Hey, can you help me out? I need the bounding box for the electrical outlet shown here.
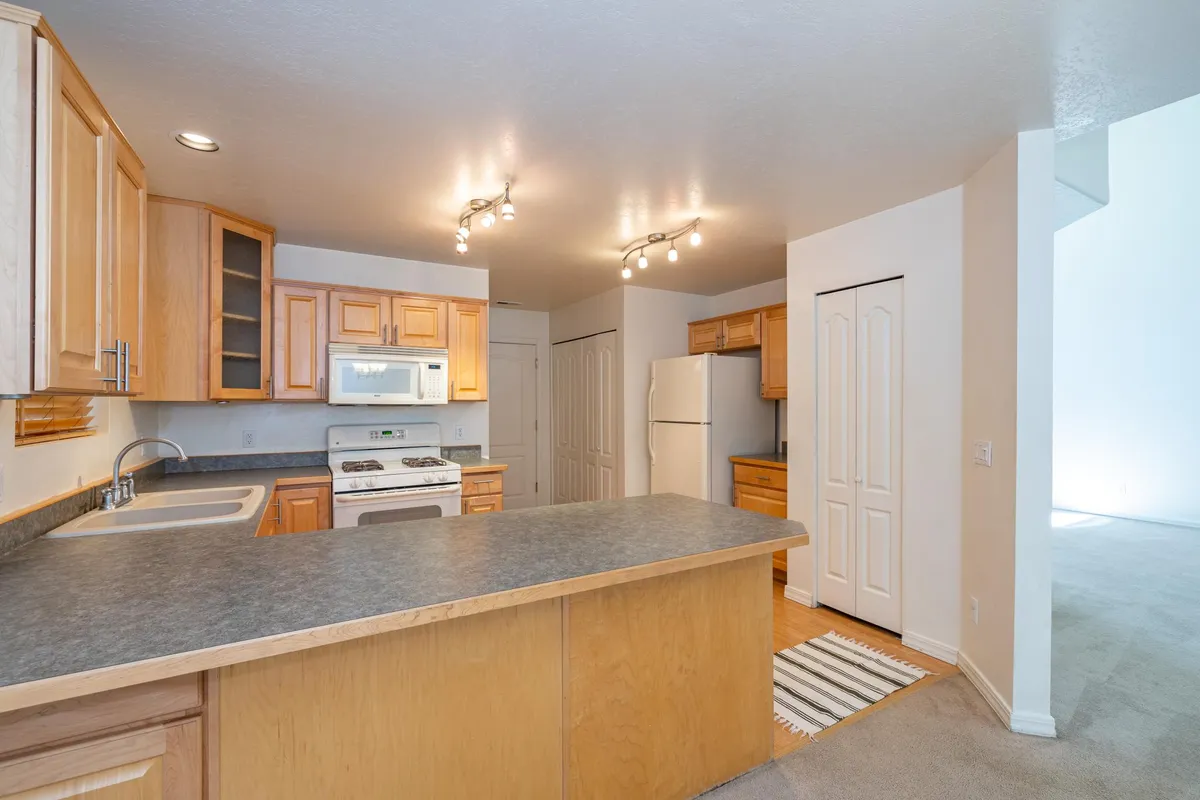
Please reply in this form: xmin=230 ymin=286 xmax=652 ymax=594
xmin=454 ymin=425 xmax=465 ymax=441
xmin=242 ymin=430 xmax=256 ymax=448
xmin=970 ymin=597 xmax=980 ymax=625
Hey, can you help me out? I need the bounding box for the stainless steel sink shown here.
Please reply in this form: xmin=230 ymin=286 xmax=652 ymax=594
xmin=46 ymin=485 xmax=266 ymax=538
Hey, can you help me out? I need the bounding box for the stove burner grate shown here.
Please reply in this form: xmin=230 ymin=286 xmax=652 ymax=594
xmin=401 ymin=457 xmax=448 ymax=468
xmin=341 ymin=459 xmax=384 ymax=473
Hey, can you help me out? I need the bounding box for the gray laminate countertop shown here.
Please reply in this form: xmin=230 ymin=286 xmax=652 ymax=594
xmin=453 ymin=455 xmax=508 ymax=472
xmin=0 ymin=477 xmax=805 ymax=701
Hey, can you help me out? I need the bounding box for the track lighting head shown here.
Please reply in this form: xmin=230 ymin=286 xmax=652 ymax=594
xmin=500 ymin=184 xmax=515 ymax=220
xmin=455 ymin=182 xmax=515 ymax=243
xmin=637 ymin=251 xmax=649 ymax=269
xmin=618 ymin=219 xmax=701 ymax=281
xmin=667 ymin=244 xmax=679 ymax=262
xmin=457 ymin=224 xmax=470 ymax=240
xmin=621 ymin=266 xmax=632 ymax=279
xmin=456 ymin=240 xmax=468 ymax=254
xmin=690 ymin=230 xmax=702 ymax=247
xmin=481 ymin=211 xmax=495 ymax=228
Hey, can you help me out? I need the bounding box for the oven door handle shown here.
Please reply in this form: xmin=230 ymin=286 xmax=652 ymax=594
xmin=334 ymin=485 xmax=461 ymax=503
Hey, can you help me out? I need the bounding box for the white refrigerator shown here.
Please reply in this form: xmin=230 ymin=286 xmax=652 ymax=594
xmin=649 ymin=354 xmax=776 ymax=503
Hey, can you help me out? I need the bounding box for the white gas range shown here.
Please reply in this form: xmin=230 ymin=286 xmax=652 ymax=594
xmin=328 ymin=423 xmax=462 ymax=528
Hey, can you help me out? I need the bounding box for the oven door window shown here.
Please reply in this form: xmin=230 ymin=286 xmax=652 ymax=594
xmin=356 ymin=506 xmax=443 ymax=525
xmin=335 ymin=359 xmax=417 ymax=398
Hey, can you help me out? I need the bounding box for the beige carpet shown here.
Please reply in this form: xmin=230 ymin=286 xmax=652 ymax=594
xmin=709 ymin=514 xmax=1200 ymax=800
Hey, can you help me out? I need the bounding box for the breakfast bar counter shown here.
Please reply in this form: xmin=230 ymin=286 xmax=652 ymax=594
xmin=0 ymin=492 xmax=807 ymax=799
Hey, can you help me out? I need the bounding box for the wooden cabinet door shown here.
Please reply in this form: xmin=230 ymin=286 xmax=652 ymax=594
xmin=0 ymin=718 xmax=202 ymax=800
xmin=761 ymin=304 xmax=787 ymax=399
xmin=255 ymin=492 xmax=279 ymax=537
xmin=272 ymin=285 xmax=328 ymax=400
xmin=733 ymin=484 xmax=787 ymax=518
xmin=210 ymin=214 xmax=272 ymax=400
xmin=463 ymin=494 xmax=503 ymax=514
xmin=276 ymin=486 xmax=331 ymax=534
xmin=329 ymin=290 xmax=390 ymax=345
xmin=687 ymin=320 xmax=722 ymax=354
xmin=722 ymin=311 xmax=761 ymax=351
xmin=34 ymin=40 xmax=110 ymax=393
xmin=109 ymin=133 xmax=146 ymax=395
xmin=392 ymin=296 xmax=447 ymax=348
xmin=448 ymin=301 xmax=487 ymax=401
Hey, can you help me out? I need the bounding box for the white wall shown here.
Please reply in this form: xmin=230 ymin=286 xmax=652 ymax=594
xmin=961 ymin=132 xmax=1056 ymax=736
xmin=0 ymin=398 xmax=158 ymax=517
xmin=490 ymin=307 xmax=551 ymax=506
xmin=1055 ymin=94 xmax=1200 ymax=527
xmin=706 ymin=277 xmax=787 ymax=317
xmin=156 ymin=244 xmax=490 ymax=457
xmin=622 ymin=286 xmax=710 ymax=496
xmin=786 ymin=187 xmax=964 ymax=664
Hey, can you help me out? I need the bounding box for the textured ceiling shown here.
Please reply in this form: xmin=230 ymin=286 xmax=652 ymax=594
xmin=32 ymin=0 xmax=1200 ymax=309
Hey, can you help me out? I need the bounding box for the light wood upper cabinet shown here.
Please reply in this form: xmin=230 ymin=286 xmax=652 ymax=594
xmin=688 ymin=320 xmax=722 ymax=355
xmin=0 ymin=718 xmax=202 ymax=800
xmin=109 ymin=133 xmax=146 ymax=395
xmin=209 ymin=213 xmax=273 ymax=400
xmin=760 ymin=304 xmax=787 ymax=399
xmin=448 ymin=301 xmax=487 ymax=401
xmin=722 ymin=311 xmax=761 ymax=350
xmin=34 ymin=37 xmax=109 ymax=394
xmin=272 ymin=284 xmax=328 ymax=400
xmin=330 ymin=290 xmax=390 ymax=345
xmin=392 ymin=296 xmax=447 ymax=348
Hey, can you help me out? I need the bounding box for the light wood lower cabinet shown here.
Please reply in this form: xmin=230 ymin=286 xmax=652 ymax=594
xmin=0 ymin=719 xmax=202 ymax=800
xmin=272 ymin=284 xmax=327 ymax=400
xmin=732 ymin=459 xmax=788 ymax=581
xmin=256 ymin=484 xmax=332 ymax=537
xmin=462 ymin=470 xmax=504 ymax=514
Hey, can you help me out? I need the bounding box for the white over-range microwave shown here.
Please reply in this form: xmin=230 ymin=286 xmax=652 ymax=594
xmin=327 ymin=344 xmax=449 ymax=405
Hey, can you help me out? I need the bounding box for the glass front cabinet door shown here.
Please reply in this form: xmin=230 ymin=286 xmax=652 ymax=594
xmin=210 ymin=213 xmax=274 ymax=399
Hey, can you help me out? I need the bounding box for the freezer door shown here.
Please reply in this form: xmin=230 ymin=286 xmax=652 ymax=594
xmin=649 ymin=422 xmax=711 ymax=501
xmin=649 ymin=355 xmax=710 ymax=423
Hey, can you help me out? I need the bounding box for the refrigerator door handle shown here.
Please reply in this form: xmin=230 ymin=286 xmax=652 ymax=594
xmin=648 ymin=421 xmax=656 ymax=467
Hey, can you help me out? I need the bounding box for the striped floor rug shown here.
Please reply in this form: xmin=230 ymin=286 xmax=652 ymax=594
xmin=773 ymin=632 xmax=929 ymax=737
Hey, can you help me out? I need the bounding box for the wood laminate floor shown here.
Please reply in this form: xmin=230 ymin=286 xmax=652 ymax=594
xmin=771 ymin=581 xmax=959 ymax=758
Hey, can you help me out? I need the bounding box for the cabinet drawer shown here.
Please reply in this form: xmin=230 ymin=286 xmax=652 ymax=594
xmin=733 ymin=464 xmax=787 ymax=491
xmin=463 ymin=494 xmax=504 ymax=514
xmin=0 ymin=674 xmax=201 ymax=757
xmin=733 ymin=484 xmax=788 ymax=519
xmin=462 ymin=472 xmax=504 ymax=497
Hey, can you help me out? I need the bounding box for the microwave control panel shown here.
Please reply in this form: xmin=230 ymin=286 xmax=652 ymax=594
xmin=425 ymin=363 xmax=447 ymax=400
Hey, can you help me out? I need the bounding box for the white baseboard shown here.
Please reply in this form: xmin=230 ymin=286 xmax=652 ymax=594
xmin=783 ymin=585 xmax=814 ymax=607
xmin=1054 ymin=505 xmax=1200 ymax=530
xmin=901 ymin=631 xmax=958 ymax=665
xmin=957 ymin=652 xmax=1057 ymax=738
xmin=1010 ymin=711 xmax=1057 ymax=738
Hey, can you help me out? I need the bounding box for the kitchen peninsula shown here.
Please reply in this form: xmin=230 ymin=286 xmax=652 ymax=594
xmin=0 ymin=488 xmax=806 ymax=799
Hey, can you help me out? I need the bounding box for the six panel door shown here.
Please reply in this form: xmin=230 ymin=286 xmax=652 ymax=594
xmin=35 ymin=39 xmax=109 ymax=393
xmin=272 ymin=285 xmax=328 ymax=400
xmin=392 ymin=296 xmax=447 ymax=348
xmin=329 ymin=290 xmax=390 ymax=345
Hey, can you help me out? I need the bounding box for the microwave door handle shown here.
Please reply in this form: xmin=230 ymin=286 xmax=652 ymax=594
xmin=418 ymin=365 xmax=425 ymax=400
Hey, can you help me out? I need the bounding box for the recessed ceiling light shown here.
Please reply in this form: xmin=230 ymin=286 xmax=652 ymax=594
xmin=175 ymin=132 xmax=219 ymax=152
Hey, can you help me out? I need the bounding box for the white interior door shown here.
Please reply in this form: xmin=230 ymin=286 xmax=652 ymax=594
xmin=649 ymin=422 xmax=711 ymax=500
xmin=585 ymin=332 xmax=618 ymax=500
xmin=489 ymin=342 xmax=538 ymax=509
xmin=854 ymin=280 xmax=903 ymax=631
xmin=552 ymin=339 xmax=583 ymax=504
xmin=816 ymin=289 xmax=858 ymax=616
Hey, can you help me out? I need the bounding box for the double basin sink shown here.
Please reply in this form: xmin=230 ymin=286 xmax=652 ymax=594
xmin=47 ymin=485 xmax=267 ymax=538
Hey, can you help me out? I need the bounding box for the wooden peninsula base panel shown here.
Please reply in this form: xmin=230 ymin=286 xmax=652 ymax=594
xmin=212 ymin=555 xmax=773 ymax=799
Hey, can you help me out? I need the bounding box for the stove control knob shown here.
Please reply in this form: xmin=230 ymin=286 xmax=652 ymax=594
xmin=349 ymin=478 xmax=360 ymax=490
xmin=423 ymin=473 xmax=434 ymax=483
xmin=366 ymin=476 xmax=377 ymax=488
xmin=438 ymin=471 xmax=448 ymax=483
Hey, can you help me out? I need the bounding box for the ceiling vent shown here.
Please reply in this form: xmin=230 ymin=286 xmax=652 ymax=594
xmin=494 ymin=300 xmax=524 ymax=307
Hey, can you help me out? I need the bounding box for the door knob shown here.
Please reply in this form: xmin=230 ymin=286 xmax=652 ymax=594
xmin=854 ymin=476 xmax=862 ymax=484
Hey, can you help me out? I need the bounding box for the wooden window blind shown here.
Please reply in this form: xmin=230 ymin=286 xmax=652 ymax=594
xmin=14 ymin=396 xmax=97 ymax=446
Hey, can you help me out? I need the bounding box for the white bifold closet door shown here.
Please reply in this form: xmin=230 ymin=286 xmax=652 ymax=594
xmin=816 ymin=279 xmax=903 ymax=632
xmin=552 ymin=331 xmax=618 ymax=504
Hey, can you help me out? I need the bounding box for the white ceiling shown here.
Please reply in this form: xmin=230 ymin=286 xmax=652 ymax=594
xmin=32 ymin=0 xmax=1200 ymax=310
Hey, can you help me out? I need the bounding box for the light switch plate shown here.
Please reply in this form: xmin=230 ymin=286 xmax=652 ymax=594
xmin=973 ymin=441 xmax=992 ymax=467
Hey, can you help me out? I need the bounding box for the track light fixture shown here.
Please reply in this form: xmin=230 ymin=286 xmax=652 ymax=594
xmin=455 ymin=181 xmax=515 ymax=255
xmin=619 ymin=218 xmax=701 ymax=279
